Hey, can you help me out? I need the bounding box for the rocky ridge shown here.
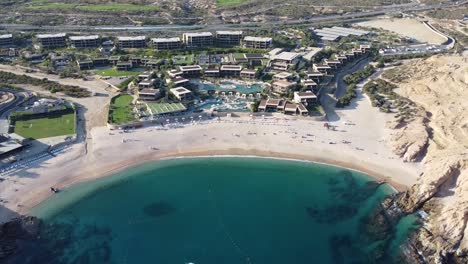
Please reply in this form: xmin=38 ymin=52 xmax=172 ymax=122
xmin=384 ymin=55 xmax=468 ymax=264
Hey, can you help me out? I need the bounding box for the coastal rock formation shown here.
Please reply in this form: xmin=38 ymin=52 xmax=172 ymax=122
xmin=384 ymin=55 xmax=468 ymax=264
xmin=0 ymin=216 xmax=40 ymax=260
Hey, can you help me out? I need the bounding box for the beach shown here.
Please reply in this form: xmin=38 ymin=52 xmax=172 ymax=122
xmin=0 ymin=96 xmax=422 ymax=223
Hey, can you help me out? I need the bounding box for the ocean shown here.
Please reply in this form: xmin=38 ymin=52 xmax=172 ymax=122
xmin=20 ymin=157 xmax=419 ymax=264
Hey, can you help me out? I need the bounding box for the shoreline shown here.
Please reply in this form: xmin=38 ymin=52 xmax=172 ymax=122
xmin=27 ymin=149 xmax=406 ymax=215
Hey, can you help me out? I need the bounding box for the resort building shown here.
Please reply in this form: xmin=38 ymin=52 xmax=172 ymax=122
xmin=169 ymin=76 xmax=189 ymax=87
xmin=109 ymin=56 xmax=120 ymax=66
xmin=117 ymin=36 xmax=147 ymax=49
xmin=138 ymin=71 xmax=154 ymax=81
xmin=216 ymin=31 xmax=243 ymax=46
xmin=240 ymin=69 xmax=257 ymax=79
xmin=152 ymin=37 xmax=181 ymax=50
xmin=204 ymin=69 xmax=220 ymax=78
xmin=138 ymin=79 xmax=155 ymax=90
xmin=294 ymin=91 xmax=318 ymax=105
xmin=138 ymin=88 xmax=161 ymax=101
xmin=92 ymin=57 xmax=109 ymax=67
xmin=36 ymin=33 xmax=67 ymax=48
xmin=130 ymin=56 xmax=142 ymax=66
xmin=269 ymin=52 xmax=302 ymax=71
xmin=324 ymin=59 xmax=341 ymax=69
xmin=244 ymin=53 xmax=264 ymax=66
xmin=302 ymin=79 xmax=318 ymax=90
xmin=313 ymin=64 xmax=332 ymax=74
xmin=258 ymin=98 xmax=285 ymax=112
xmin=284 ymin=102 xmax=308 ymax=115
xmin=345 ymin=52 xmax=355 ymax=60
xmin=69 ymin=35 xmax=99 ymax=48
xmin=306 ymin=70 xmax=324 ymax=81
xmin=352 ymin=48 xmax=363 ymax=56
xmin=168 ymin=69 xmax=183 ymax=78
xmin=335 ymin=55 xmax=348 ymax=63
xmin=268 ymin=48 xmax=283 ymax=58
xmin=76 ymin=60 xmax=93 ymax=70
xmin=182 ymin=32 xmax=213 ymax=48
xmin=220 ymin=65 xmax=243 ymax=77
xmin=0 ymin=34 xmax=13 ymax=47
xmin=116 ymin=62 xmax=133 ymax=71
xmin=179 ymin=65 xmax=203 ymax=78
xmin=273 ymin=72 xmax=293 ymax=81
xmin=170 ymin=87 xmax=192 ymax=101
xmin=243 ymin=36 xmax=272 ymax=49
xmin=0 ymin=134 xmax=26 ymax=159
xmin=360 ymin=44 xmax=371 ymax=53
xmin=272 ymin=80 xmax=296 ymax=94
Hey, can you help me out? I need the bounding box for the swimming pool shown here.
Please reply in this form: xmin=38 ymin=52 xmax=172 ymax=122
xmin=199 ymin=80 xmax=264 ymax=94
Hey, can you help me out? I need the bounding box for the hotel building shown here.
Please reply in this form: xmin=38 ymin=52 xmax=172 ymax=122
xmin=182 ymin=32 xmax=213 ymax=48
xmin=36 ymin=33 xmax=67 ymax=48
xmin=69 ymin=35 xmax=100 ymax=48
xmin=243 ymin=36 xmax=272 ymax=49
xmin=117 ymin=36 xmax=147 ymax=49
xmin=152 ymin=37 xmax=181 ymax=50
xmin=216 ymin=31 xmax=243 ymax=46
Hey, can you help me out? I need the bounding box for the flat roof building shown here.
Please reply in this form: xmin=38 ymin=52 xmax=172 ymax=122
xmin=272 ymin=80 xmax=295 ymax=94
xmin=243 ymin=36 xmax=272 ymax=49
xmin=216 ymin=31 xmax=243 ymax=46
xmin=258 ymin=98 xmax=285 ymax=112
xmin=294 ymin=91 xmax=317 ymax=105
xmin=183 ymin=32 xmax=213 ymax=48
xmin=269 ymin=52 xmax=302 ymax=71
xmin=76 ymin=60 xmax=93 ymax=70
xmin=69 ymin=35 xmax=99 ymax=48
xmin=116 ymin=61 xmax=133 ymax=71
xmin=170 ymin=87 xmax=192 ymax=101
xmin=313 ymin=64 xmax=331 ymax=74
xmin=204 ymin=69 xmax=220 ymax=78
xmin=117 ymin=36 xmax=146 ymax=49
xmin=240 ymin=69 xmax=257 ymax=79
xmin=220 ymin=65 xmax=243 ymax=77
xmin=152 ymin=37 xmax=181 ymax=50
xmin=273 ymin=72 xmax=293 ymax=81
xmin=179 ymin=65 xmax=203 ymax=78
xmin=0 ymin=34 xmax=13 ymax=48
xmin=284 ymin=102 xmax=308 ymax=115
xmin=36 ymin=33 xmax=67 ymax=48
xmin=138 ymin=88 xmax=161 ymax=101
xmin=138 ymin=79 xmax=155 ymax=90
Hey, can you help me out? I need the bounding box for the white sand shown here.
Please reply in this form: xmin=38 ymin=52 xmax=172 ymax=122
xmin=357 ymin=18 xmax=448 ymax=45
xmin=0 ymin=64 xmax=423 ymax=223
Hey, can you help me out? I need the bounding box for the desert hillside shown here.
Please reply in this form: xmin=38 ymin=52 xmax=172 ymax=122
xmin=384 ymin=55 xmax=468 ymax=263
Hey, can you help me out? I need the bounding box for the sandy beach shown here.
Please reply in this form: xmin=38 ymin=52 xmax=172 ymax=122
xmin=0 ymin=90 xmax=422 ymax=223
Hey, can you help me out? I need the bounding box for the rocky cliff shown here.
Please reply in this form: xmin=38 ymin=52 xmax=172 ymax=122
xmin=383 ymin=55 xmax=468 ymax=264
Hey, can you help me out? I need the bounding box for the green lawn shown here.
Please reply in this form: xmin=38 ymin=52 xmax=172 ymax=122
xmin=172 ymin=55 xmax=194 ymax=65
xmin=217 ymin=0 xmax=248 ymax=7
xmin=95 ymin=68 xmax=140 ymax=77
xmin=14 ymin=113 xmax=76 ymax=139
xmin=232 ymin=53 xmax=246 ymax=59
xmin=109 ymin=95 xmax=135 ymax=124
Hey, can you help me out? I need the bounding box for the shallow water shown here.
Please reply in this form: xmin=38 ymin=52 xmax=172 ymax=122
xmin=23 ymin=157 xmax=418 ymax=264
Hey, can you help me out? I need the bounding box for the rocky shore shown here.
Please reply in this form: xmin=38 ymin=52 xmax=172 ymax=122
xmin=383 ymin=55 xmax=468 ymax=264
xmin=0 ymin=216 xmax=40 ymax=261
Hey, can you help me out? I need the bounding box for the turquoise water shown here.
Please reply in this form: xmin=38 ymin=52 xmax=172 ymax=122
xmin=19 ymin=157 xmax=418 ymax=264
xmin=200 ymin=81 xmax=263 ymax=94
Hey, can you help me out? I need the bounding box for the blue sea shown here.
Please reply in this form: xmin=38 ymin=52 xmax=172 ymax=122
xmin=17 ymin=157 xmax=419 ymax=264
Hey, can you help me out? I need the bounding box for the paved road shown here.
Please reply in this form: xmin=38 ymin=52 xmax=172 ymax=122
xmin=1 ymin=1 xmax=465 ymax=32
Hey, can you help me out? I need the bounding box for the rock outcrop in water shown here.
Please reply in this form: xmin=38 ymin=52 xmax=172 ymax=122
xmin=382 ymin=55 xmax=468 ymax=264
xmin=0 ymin=216 xmax=40 ymax=261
